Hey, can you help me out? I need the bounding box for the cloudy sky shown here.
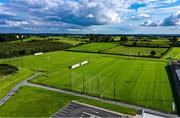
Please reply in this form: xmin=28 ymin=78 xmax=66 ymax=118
xmin=0 ymin=0 xmax=180 ymax=34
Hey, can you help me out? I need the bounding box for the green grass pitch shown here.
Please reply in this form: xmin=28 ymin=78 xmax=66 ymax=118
xmin=1 ymin=51 xmax=173 ymax=112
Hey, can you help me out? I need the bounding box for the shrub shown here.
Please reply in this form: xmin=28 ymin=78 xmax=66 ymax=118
xmin=0 ymin=64 xmax=18 ymax=75
xmin=150 ymin=50 xmax=156 ymax=56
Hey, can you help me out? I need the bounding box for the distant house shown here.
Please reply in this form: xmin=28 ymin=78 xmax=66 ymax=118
xmin=16 ymin=35 xmax=19 ymax=39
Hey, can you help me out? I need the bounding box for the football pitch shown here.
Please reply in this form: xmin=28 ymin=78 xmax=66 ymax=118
xmin=1 ymin=51 xmax=174 ymax=113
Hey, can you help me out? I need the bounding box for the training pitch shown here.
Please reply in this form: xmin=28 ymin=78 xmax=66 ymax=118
xmin=0 ymin=51 xmax=174 ymax=113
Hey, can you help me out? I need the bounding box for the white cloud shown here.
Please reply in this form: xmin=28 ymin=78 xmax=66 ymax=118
xmin=0 ymin=0 xmax=179 ymax=33
xmin=86 ymin=14 xmax=95 ymax=18
xmin=142 ymin=11 xmax=180 ymax=26
xmin=5 ymin=20 xmax=29 ymax=26
xmin=3 ymin=0 xmax=129 ymax=26
xmin=142 ymin=20 xmax=159 ymax=26
xmin=138 ymin=13 xmax=151 ymax=18
xmin=161 ymin=11 xmax=180 ymax=26
xmin=96 ymin=10 xmax=122 ymax=24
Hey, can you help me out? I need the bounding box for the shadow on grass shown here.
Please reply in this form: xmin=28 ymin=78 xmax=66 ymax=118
xmin=165 ymin=65 xmax=180 ymax=115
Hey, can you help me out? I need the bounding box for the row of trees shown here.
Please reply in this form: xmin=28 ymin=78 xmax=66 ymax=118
xmin=120 ymin=36 xmax=179 ymax=47
xmin=0 ymin=41 xmax=72 ymax=58
xmin=0 ymin=34 xmax=29 ymax=42
xmin=0 ymin=64 xmax=18 ymax=75
xmin=89 ymin=35 xmax=114 ymax=42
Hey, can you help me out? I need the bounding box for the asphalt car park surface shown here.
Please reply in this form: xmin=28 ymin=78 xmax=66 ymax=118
xmin=51 ymin=102 xmax=131 ymax=118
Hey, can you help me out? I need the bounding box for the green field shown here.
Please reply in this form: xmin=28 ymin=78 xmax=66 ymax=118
xmin=11 ymin=36 xmax=87 ymax=46
xmin=47 ymin=36 xmax=88 ymax=46
xmin=0 ymin=50 xmax=175 ymax=113
xmin=0 ymin=86 xmax=137 ymax=117
xmin=55 ymin=39 xmax=84 ymax=46
xmin=0 ymin=51 xmax=174 ymax=112
xmin=0 ymin=68 xmax=33 ymax=99
xmin=165 ymin=47 xmax=180 ymax=59
xmin=69 ymin=42 xmax=119 ymax=52
xmin=104 ymin=46 xmax=168 ymax=57
xmin=68 ymin=42 xmax=168 ymax=57
xmin=125 ymin=40 xmax=171 ymax=47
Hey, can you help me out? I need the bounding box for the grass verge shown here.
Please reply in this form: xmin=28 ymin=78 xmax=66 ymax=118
xmin=0 ymin=86 xmax=137 ymax=117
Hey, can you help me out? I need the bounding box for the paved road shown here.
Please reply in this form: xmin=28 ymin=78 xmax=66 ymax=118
xmin=0 ymin=72 xmax=42 ymax=106
xmin=0 ymin=72 xmax=179 ymax=118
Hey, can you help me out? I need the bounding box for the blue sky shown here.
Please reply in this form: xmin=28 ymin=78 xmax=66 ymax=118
xmin=0 ymin=0 xmax=179 ymax=34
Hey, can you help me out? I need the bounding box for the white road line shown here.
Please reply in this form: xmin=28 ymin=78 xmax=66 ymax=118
xmin=82 ymin=112 xmax=102 ymax=118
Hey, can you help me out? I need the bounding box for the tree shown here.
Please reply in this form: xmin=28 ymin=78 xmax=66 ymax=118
xmin=89 ymin=35 xmax=114 ymax=42
xmin=120 ymin=36 xmax=127 ymax=42
xmin=150 ymin=50 xmax=156 ymax=56
xmin=132 ymin=42 xmax=137 ymax=46
xmin=104 ymin=36 xmax=114 ymax=42
xmin=169 ymin=37 xmax=177 ymax=44
xmin=120 ymin=36 xmax=128 ymax=45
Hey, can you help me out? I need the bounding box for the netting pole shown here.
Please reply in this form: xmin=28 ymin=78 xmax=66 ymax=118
xmin=83 ymin=72 xmax=85 ymax=94
xmin=98 ymin=74 xmax=100 ymax=98
xmin=70 ymin=72 xmax=72 ymax=91
xmin=113 ymin=77 xmax=116 ymax=100
xmin=47 ymin=56 xmax=50 ymax=78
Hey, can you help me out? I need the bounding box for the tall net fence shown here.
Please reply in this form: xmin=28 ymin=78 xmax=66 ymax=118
xmin=69 ymin=72 xmax=116 ymax=100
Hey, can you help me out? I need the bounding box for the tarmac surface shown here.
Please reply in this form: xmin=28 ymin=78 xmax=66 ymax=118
xmin=51 ymin=102 xmax=131 ymax=118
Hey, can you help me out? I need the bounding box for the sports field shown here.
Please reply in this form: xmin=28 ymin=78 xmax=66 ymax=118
xmin=69 ymin=42 xmax=119 ymax=52
xmin=1 ymin=51 xmax=172 ymax=112
xmin=29 ymin=52 xmax=173 ymax=112
xmin=104 ymin=46 xmax=168 ymax=56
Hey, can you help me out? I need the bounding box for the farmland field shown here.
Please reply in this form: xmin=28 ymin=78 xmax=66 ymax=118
xmin=104 ymin=46 xmax=168 ymax=57
xmin=68 ymin=42 xmax=119 ymax=52
xmin=48 ymin=36 xmax=88 ymax=46
xmin=68 ymin=42 xmax=169 ymax=57
xmin=164 ymin=47 xmax=180 ymax=59
xmin=0 ymin=86 xmax=137 ymax=117
xmin=0 ymin=51 xmax=174 ymax=113
xmin=125 ymin=39 xmax=171 ymax=47
xmin=12 ymin=36 xmax=87 ymax=46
